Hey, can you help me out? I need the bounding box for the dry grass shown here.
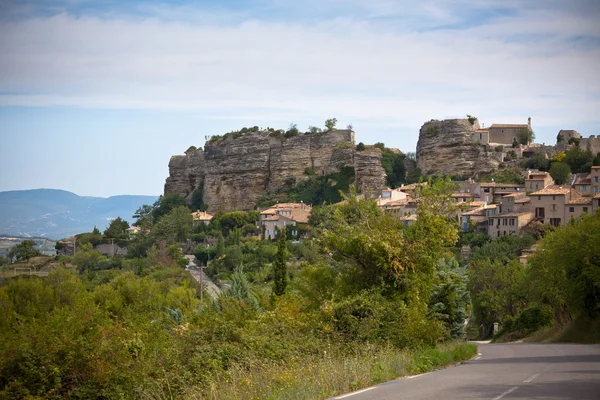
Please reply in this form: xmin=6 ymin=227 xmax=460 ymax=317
xmin=185 ymin=341 xmax=477 ymax=400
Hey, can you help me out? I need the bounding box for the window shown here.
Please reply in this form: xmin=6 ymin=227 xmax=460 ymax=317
xmin=538 ymin=196 xmax=541 ymax=200
xmin=580 ymin=185 xmax=588 ymax=191
xmin=550 ymin=218 xmax=561 ymax=227
xmin=551 ymin=204 xmax=556 ymax=211
xmin=553 ymin=195 xmax=556 ymax=200
xmin=283 ymin=221 xmax=286 ymax=226
xmin=595 ymin=176 xmax=599 ymax=183
xmin=583 ymin=207 xmax=588 ymax=213
xmin=266 ymin=230 xmax=270 ymax=235
xmin=569 ymin=207 xmax=575 ymax=212
xmin=489 ymin=219 xmax=494 ymax=226
xmin=484 ymin=188 xmax=490 ymax=193
xmin=265 ymin=221 xmax=269 ymax=226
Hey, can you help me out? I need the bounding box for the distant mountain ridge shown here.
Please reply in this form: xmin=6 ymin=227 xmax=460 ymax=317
xmin=0 ymin=189 xmax=158 ymax=239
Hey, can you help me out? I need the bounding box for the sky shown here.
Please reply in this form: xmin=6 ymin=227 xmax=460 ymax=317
xmin=0 ymin=0 xmax=599 ymax=197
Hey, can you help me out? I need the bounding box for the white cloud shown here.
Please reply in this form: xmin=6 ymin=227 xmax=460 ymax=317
xmin=0 ymin=1 xmax=599 ymax=148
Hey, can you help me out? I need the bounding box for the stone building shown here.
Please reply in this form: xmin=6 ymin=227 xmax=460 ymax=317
xmin=525 ymin=171 xmax=554 ymax=193
xmin=487 ymin=118 xmax=532 ymax=145
xmin=259 ymin=202 xmax=311 ymax=240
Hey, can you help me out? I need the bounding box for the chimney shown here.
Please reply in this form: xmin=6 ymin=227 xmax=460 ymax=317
xmin=528 ymin=117 xmax=531 ymax=130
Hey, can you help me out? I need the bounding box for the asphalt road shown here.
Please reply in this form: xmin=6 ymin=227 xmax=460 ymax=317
xmin=331 ymin=343 xmax=600 ymax=400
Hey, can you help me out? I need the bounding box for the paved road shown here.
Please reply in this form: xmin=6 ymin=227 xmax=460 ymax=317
xmin=332 ymin=343 xmax=600 ymax=400
xmin=184 ymin=255 xmax=221 ymax=299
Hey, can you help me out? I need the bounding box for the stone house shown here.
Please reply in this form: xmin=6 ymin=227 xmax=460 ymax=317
xmin=460 ymin=204 xmax=497 ymax=233
xmin=191 ymin=211 xmax=213 ymax=225
xmin=530 ymin=186 xmax=578 ymax=227
xmin=478 ymin=183 xmax=524 ymax=203
xmin=499 ymin=192 xmax=531 ymax=214
xmin=592 ymin=166 xmax=600 ymax=196
xmin=259 ymin=202 xmax=311 ymax=240
xmin=487 ymin=212 xmax=534 ymax=238
xmin=487 ymin=118 xmax=532 ymax=145
xmin=566 ymin=197 xmax=593 ymax=221
xmin=525 ymin=171 xmax=554 ymax=193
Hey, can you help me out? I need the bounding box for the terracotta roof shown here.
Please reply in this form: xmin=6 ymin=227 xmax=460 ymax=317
xmin=595 ymin=193 xmax=600 ymax=199
xmin=382 ymin=199 xmax=408 ymax=208
xmin=567 ymin=197 xmax=593 ymax=205
xmin=489 ymin=212 xmax=533 ymax=218
xmin=401 ymin=214 xmax=418 ymax=221
xmin=514 ymin=197 xmax=531 ymax=204
xmin=462 ymin=207 xmax=487 ymax=216
xmin=502 ymin=192 xmax=525 ymax=198
xmin=574 ymin=175 xmax=592 ymax=185
xmin=476 ymin=129 xmax=489 ymax=132
xmin=191 ymin=211 xmax=213 ymax=221
xmin=399 ymin=182 xmax=428 ymax=191
xmin=452 ymin=193 xmax=478 ymax=198
xmin=530 ymin=186 xmax=572 ymax=195
xmin=468 ymin=201 xmax=487 ymax=207
xmin=489 ymin=124 xmax=529 ymax=128
xmin=479 ymin=183 xmax=523 ymax=188
xmin=526 ymin=172 xmax=549 ymax=180
xmin=592 ymin=166 xmax=600 ymax=169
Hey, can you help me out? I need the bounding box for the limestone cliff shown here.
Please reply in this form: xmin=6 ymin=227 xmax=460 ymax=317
xmin=416 ymin=119 xmax=502 ymax=177
xmin=164 ymin=130 xmax=386 ymax=212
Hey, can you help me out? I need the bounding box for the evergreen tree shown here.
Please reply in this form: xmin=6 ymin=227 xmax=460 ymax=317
xmin=272 ymin=229 xmax=288 ymax=296
xmin=216 ymin=232 xmax=225 ymax=258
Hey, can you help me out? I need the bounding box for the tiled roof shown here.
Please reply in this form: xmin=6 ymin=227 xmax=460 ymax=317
xmin=592 ymin=166 xmax=600 ymax=169
xmin=191 ymin=211 xmax=213 ymax=221
xmin=531 ymin=186 xmax=572 ymax=196
xmin=452 ymin=193 xmax=478 ymax=198
xmin=489 ymin=212 xmax=533 ymax=218
xmin=489 ymin=124 xmax=529 ymax=128
xmin=399 ymin=182 xmax=428 ymax=191
xmin=567 ymin=197 xmax=593 ymax=205
xmin=502 ymin=192 xmax=525 ymax=198
xmin=514 ymin=197 xmax=531 ymax=204
xmin=574 ymin=175 xmax=592 ymax=185
xmin=479 ymin=182 xmax=523 ymax=188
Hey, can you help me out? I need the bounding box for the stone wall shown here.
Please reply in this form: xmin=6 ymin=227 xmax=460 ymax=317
xmin=164 ymin=130 xmax=386 ymax=212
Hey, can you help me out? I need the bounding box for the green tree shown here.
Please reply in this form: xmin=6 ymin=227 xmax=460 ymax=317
xmin=151 ymin=206 xmax=193 ymax=243
xmin=7 ymin=240 xmax=41 ymax=263
xmin=549 ymin=161 xmax=571 ymax=185
xmin=527 ymin=212 xmax=600 ymax=324
xmin=133 ymin=204 xmax=155 ymax=227
xmin=222 ymin=264 xmax=260 ymax=311
xmin=429 ymin=258 xmax=470 ymax=339
xmin=216 ymin=232 xmax=225 ymax=258
xmin=308 ymin=125 xmax=322 ymax=134
xmin=356 ymin=142 xmax=366 ymax=151
xmin=556 ymin=133 xmax=564 ymax=143
xmin=152 ymin=193 xmax=187 ymax=221
xmin=517 ymin=128 xmax=534 ymax=145
xmin=324 ymin=118 xmax=338 ymax=131
xmin=103 ymin=217 xmax=130 ymax=239
xmin=185 ymin=145 xmax=197 ymax=154
xmin=564 ymin=147 xmax=593 ymax=173
xmin=272 ymin=229 xmax=288 ymax=296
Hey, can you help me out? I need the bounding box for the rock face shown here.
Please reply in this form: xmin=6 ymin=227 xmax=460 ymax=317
xmin=416 ymin=119 xmax=502 ymax=177
xmin=164 ymin=130 xmax=386 ymax=212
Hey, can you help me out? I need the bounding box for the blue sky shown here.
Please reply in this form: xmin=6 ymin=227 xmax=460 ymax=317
xmin=1 ymin=0 xmax=599 ymax=197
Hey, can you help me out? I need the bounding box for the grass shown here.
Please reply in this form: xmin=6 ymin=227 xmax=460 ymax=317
xmin=185 ymin=341 xmax=477 ymax=400
xmin=526 ymin=317 xmax=600 ymax=344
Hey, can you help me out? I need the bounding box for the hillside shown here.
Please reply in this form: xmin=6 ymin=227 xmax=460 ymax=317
xmin=0 ymin=189 xmax=157 ymax=239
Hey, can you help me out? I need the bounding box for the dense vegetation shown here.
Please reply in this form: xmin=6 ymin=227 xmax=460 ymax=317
xmin=465 ymin=213 xmax=600 ymax=341
xmin=0 ymin=179 xmax=479 ymax=399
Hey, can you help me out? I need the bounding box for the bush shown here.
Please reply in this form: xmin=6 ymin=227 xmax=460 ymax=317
xmin=356 ymin=142 xmax=366 ymax=151
xmin=466 ymin=115 xmax=477 ymax=125
xmin=494 ymin=145 xmax=504 ymax=153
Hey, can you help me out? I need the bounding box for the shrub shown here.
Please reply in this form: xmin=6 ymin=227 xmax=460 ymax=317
xmin=494 ymin=145 xmax=504 ymax=153
xmin=356 ymin=142 xmax=366 ymax=152
xmin=568 ymin=137 xmax=580 ymax=146
xmin=466 ymin=115 xmax=477 ymax=125
xmin=426 ymin=125 xmax=437 ymax=133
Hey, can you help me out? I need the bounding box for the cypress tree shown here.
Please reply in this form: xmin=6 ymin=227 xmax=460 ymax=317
xmin=272 ymin=229 xmax=288 ymax=296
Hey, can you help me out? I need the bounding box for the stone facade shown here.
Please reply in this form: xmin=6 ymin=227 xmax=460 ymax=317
xmin=164 ymin=130 xmax=386 ymax=212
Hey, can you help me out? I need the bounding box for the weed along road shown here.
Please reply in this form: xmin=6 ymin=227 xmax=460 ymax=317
xmin=331 ymin=343 xmax=600 ymax=400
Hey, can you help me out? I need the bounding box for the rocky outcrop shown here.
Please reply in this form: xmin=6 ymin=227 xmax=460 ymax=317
xmin=165 ymin=130 xmax=387 ymax=212
xmin=416 ymin=119 xmax=502 ymax=177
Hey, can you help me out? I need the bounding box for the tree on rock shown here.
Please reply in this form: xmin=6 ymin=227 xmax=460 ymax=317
xmin=324 ymin=118 xmax=337 ymax=131
xmin=272 ymin=229 xmax=288 ymax=297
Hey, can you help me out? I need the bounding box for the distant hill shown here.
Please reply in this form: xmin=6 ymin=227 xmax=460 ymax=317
xmin=0 ymin=189 xmax=158 ymax=239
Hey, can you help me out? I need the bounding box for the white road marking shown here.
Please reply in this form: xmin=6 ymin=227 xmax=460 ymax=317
xmin=524 ymin=373 xmax=540 ymax=383
xmin=493 ymin=386 xmax=519 ymax=400
xmin=407 ymin=372 xmax=432 ymax=379
xmin=478 ymin=353 xmax=482 ymax=356
xmin=335 ymin=387 xmax=376 ymax=399
xmin=474 ymin=356 xmax=481 ymax=360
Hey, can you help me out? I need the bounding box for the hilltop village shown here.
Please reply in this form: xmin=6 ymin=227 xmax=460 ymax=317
xmin=164 ymin=117 xmax=600 ymax=248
